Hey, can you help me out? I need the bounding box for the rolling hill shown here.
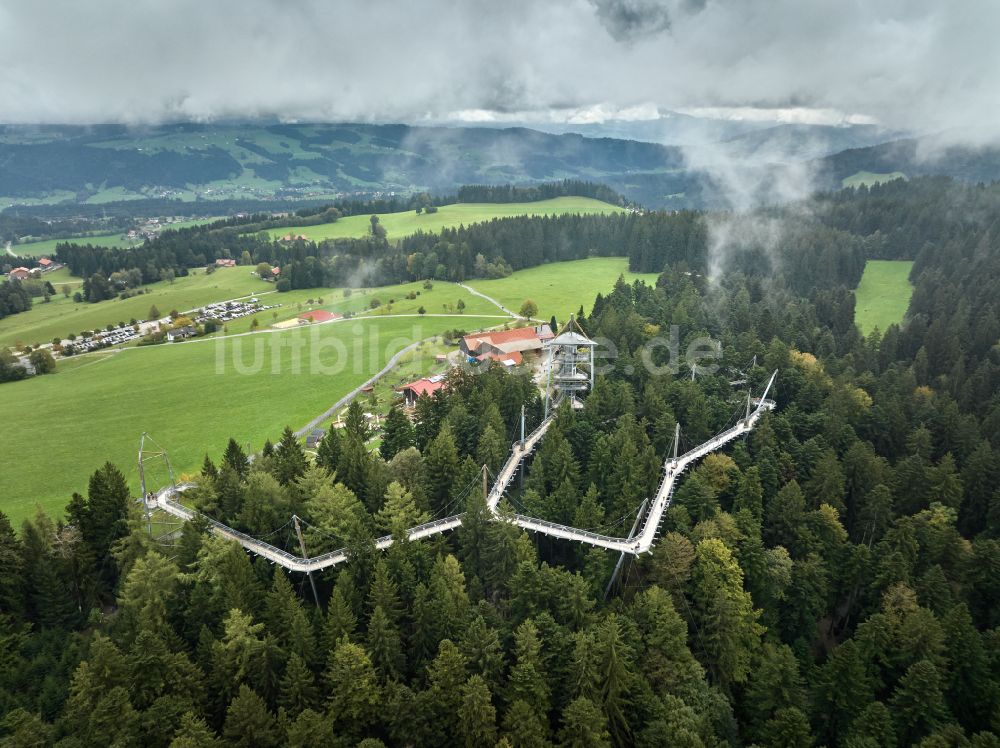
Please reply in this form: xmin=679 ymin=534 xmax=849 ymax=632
xmin=3 ymin=122 xmax=994 ymax=212
xmin=0 ymin=123 xmax=697 ymax=208
xmin=816 ymin=136 xmax=1000 ymax=189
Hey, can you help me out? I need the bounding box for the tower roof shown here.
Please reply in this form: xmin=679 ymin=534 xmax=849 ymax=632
xmin=550 ymin=330 xmax=596 ymax=347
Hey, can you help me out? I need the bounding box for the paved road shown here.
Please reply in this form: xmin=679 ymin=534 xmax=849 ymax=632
xmin=293 ymin=338 xmax=424 ymax=438
xmin=292 ymin=313 xmax=513 ymax=437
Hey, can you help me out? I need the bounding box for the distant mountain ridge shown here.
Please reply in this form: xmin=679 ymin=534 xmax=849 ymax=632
xmin=718 ymin=123 xmax=906 ymax=161
xmin=815 ymin=136 xmax=1000 ymax=188
xmin=0 ymin=123 xmax=695 ymax=208
xmin=0 ymin=122 xmax=996 ymax=210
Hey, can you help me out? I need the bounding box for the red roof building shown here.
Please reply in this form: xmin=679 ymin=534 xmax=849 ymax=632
xmin=396 ymin=374 xmax=447 ymax=407
xmin=298 ymin=310 xmax=343 ymax=324
xmin=8 ymin=267 xmax=30 ymax=281
xmin=475 ymin=350 xmax=523 ymax=366
xmin=38 ymin=257 xmax=53 ymax=268
xmin=460 ymin=326 xmax=544 ymax=357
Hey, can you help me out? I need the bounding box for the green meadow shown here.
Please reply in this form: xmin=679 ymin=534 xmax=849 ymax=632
xmin=0 ymin=267 xmax=275 ymax=349
xmin=268 ymin=197 xmax=624 ymax=242
xmin=854 ymin=259 xmax=914 ymax=334
xmin=841 ymin=171 xmax=908 ymax=189
xmin=464 ymin=257 xmax=659 ymax=320
xmin=313 ymin=281 xmax=500 ymax=319
xmin=11 ymin=232 xmax=137 ymax=257
xmin=39 ymin=268 xmax=83 ymax=291
xmin=0 ymin=257 xmax=658 ymax=522
xmin=10 ymin=217 xmax=224 ymax=257
xmin=1 ymin=273 xmax=501 ymax=352
xmin=0 ymin=314 xmax=503 ymax=525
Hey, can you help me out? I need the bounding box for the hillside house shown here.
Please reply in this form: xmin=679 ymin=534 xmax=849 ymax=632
xmin=460 ymin=325 xmax=550 ymax=360
xmin=8 ymin=267 xmax=30 ymax=281
xmin=535 ymin=323 xmax=554 ymax=342
xmin=305 ymin=428 xmax=326 ymax=448
xmin=166 ymin=326 xmax=198 ymax=342
xmin=215 ymin=258 xmax=237 ymax=268
xmin=396 ymin=374 xmax=446 ymax=407
xmin=475 ymin=350 xmax=523 ymax=367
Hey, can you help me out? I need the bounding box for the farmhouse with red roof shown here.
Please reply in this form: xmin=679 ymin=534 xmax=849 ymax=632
xmin=475 ymin=350 xmax=523 ymax=367
xmin=460 ymin=324 xmax=552 ymax=360
xmin=396 ymin=374 xmax=447 ymax=407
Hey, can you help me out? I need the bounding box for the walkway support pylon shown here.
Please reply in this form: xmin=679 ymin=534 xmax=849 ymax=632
xmin=151 ymin=373 xmax=777 ymax=575
xmin=292 ymin=515 xmax=320 ymax=607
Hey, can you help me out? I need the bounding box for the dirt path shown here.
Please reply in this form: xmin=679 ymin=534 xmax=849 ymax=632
xmin=456 ymin=282 xmax=523 ymax=319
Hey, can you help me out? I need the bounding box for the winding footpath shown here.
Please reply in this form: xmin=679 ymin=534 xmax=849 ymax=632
xmin=456 ymin=282 xmax=522 ymax=319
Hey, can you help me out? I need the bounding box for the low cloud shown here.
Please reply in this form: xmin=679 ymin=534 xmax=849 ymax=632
xmin=589 ymin=0 xmax=679 ymax=42
xmin=0 ymin=0 xmax=996 ymax=144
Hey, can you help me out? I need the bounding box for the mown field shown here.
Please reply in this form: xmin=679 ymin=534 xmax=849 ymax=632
xmin=312 ymin=281 xmax=500 ymax=320
xmin=854 ymin=259 xmax=914 ymax=334
xmin=0 ymin=314 xmax=503 ymax=525
xmin=0 ymin=270 xmax=506 ymax=350
xmin=268 ymin=197 xmax=624 ymax=242
xmin=39 ymin=267 xmax=83 ymax=291
xmin=1 ymin=257 xmax=656 ymax=522
xmin=11 ymin=232 xmax=137 ymax=257
xmin=841 ymin=171 xmax=908 ymax=189
xmin=0 ymin=267 xmax=275 ymax=348
xmin=10 ymin=217 xmax=224 ymax=257
xmin=464 ymin=257 xmax=659 ymax=320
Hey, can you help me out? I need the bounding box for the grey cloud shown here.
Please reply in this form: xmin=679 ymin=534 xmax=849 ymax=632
xmin=590 ymin=0 xmax=675 ymax=42
xmin=0 ymin=0 xmax=997 ymax=145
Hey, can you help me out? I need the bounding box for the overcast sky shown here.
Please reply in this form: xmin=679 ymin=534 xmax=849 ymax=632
xmin=0 ymin=0 xmax=996 ymax=137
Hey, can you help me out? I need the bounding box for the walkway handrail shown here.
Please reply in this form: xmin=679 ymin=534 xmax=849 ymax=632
xmin=511 ymin=513 xmax=637 ymax=553
xmin=151 ymin=374 xmax=776 ymax=569
xmin=487 ymin=416 xmax=552 ymax=509
xmin=155 ymin=485 xmax=469 ymax=572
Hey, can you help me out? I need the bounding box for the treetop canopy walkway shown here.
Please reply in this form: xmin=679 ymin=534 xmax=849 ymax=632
xmin=152 ymin=372 xmax=778 ymax=572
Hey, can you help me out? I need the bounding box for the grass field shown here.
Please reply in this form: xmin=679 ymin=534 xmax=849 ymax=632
xmin=0 ymin=272 xmax=504 ymax=351
xmin=842 ymin=171 xmax=908 ymax=189
xmin=0 ymin=314 xmax=503 ymax=525
xmin=854 ymin=260 xmax=914 ymax=334
xmin=0 ymin=267 xmax=275 ymax=349
xmin=11 ymin=217 xmax=226 ymax=258
xmin=464 ymin=257 xmax=659 ymax=320
xmin=223 ymin=280 xmax=504 ymax=334
xmin=0 ymin=257 xmax=657 ymax=523
xmin=40 ymin=268 xmax=83 ymax=291
xmin=0 ymin=256 xmax=647 ymax=349
xmin=11 ymin=232 xmax=138 ymax=257
xmin=268 ymin=197 xmax=624 ymax=242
